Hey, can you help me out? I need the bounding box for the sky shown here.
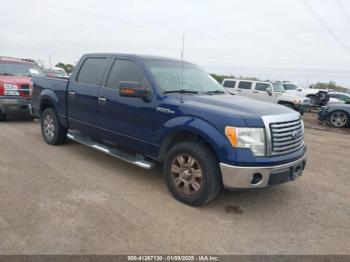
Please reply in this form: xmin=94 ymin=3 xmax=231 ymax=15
xmin=1 ymin=0 xmax=350 ymax=87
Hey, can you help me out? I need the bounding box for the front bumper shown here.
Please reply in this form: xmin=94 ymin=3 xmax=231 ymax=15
xmin=0 ymin=97 xmax=31 ymax=113
xmin=317 ymin=107 xmax=328 ymax=121
xmin=295 ymin=103 xmax=311 ymax=114
xmin=220 ymin=153 xmax=307 ymax=189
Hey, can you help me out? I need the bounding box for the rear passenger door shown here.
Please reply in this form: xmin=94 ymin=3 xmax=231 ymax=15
xmin=67 ymin=57 xmax=108 ymax=133
xmin=96 ymin=58 xmax=158 ymax=155
xmin=236 ymin=81 xmax=253 ymax=98
xmin=253 ymin=82 xmax=276 ymax=103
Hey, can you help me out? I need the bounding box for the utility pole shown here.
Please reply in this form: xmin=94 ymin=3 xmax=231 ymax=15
xmin=48 ymin=54 xmax=52 ymax=69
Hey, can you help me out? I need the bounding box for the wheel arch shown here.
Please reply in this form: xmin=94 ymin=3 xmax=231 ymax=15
xmin=158 ymin=117 xmax=233 ymax=164
xmin=39 ymin=89 xmax=60 ymax=115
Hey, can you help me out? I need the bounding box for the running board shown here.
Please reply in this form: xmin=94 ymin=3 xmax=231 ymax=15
xmin=67 ymin=132 xmax=154 ymax=170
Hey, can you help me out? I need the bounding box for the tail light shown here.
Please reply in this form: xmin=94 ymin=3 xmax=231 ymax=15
xmin=0 ymin=84 xmax=4 ymax=96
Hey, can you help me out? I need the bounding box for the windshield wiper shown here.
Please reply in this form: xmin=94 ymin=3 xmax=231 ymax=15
xmin=205 ymin=90 xmax=226 ymax=95
xmin=163 ymin=89 xmax=199 ymax=94
xmin=1 ymin=73 xmax=16 ymax=76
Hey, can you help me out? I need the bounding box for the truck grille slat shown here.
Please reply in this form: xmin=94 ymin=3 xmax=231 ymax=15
xmin=271 ymin=123 xmax=302 ymax=133
xmin=270 ymin=119 xmax=304 ymax=156
xmin=273 ymin=136 xmax=303 ymax=147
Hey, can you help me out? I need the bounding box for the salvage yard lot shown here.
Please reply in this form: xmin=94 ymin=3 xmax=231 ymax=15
xmin=0 ymin=113 xmax=349 ymax=255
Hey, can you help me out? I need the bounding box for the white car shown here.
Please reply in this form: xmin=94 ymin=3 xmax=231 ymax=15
xmin=282 ymin=82 xmax=327 ymax=106
xmin=327 ymin=92 xmax=350 ymax=105
xmin=222 ymin=79 xmax=310 ymax=115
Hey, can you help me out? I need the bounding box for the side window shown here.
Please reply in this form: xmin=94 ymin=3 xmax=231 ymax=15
xmin=238 ymin=81 xmax=252 ymax=90
xmin=107 ymin=59 xmax=144 ymax=89
xmin=283 ymin=84 xmax=291 ymax=90
xmin=76 ymin=57 xmax=108 ymax=85
xmin=223 ymin=80 xmax=236 ymax=88
xmin=255 ymin=83 xmax=270 ymax=91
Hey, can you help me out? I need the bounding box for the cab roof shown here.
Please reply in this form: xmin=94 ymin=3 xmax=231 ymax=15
xmin=83 ymin=53 xmax=188 ymax=63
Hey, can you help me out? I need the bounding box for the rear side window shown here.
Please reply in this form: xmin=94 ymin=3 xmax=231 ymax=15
xmin=223 ymin=80 xmax=236 ymax=88
xmin=283 ymin=84 xmax=297 ymax=90
xmin=238 ymin=81 xmax=252 ymax=90
xmin=76 ymin=57 xmax=108 ymax=85
xmin=107 ymin=59 xmax=144 ymax=89
xmin=255 ymin=83 xmax=270 ymax=91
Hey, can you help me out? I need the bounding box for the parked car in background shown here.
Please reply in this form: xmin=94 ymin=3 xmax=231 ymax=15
xmin=282 ymin=82 xmax=329 ymax=106
xmin=31 ymin=53 xmax=307 ymax=206
xmin=327 ymin=92 xmax=350 ymax=104
xmin=318 ymin=104 xmax=350 ymax=128
xmin=43 ymin=67 xmax=69 ymax=78
xmin=0 ymin=56 xmax=44 ymax=121
xmin=222 ymin=79 xmax=310 ymax=115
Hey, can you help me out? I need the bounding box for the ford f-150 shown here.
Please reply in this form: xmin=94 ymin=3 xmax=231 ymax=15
xmin=31 ymin=53 xmax=307 ymax=206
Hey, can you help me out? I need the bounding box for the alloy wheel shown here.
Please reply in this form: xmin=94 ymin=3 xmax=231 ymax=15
xmin=170 ymin=154 xmax=203 ymax=196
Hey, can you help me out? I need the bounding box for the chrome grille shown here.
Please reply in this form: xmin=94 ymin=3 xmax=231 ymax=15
xmin=270 ymin=119 xmax=304 ymax=156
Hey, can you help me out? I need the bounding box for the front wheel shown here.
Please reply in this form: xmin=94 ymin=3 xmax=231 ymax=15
xmin=41 ymin=108 xmax=67 ymax=145
xmin=307 ymin=95 xmax=317 ymax=106
xmin=163 ymin=142 xmax=222 ymax=206
xmin=328 ymin=110 xmax=349 ymax=128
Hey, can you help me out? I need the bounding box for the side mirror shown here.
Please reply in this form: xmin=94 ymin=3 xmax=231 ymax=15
xmin=297 ymin=87 xmax=302 ymax=91
xmin=119 ymin=81 xmax=152 ymax=101
xmin=266 ymin=87 xmax=273 ymax=96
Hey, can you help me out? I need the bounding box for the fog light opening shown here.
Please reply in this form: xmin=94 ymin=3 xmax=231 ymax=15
xmin=250 ymin=173 xmax=263 ymax=185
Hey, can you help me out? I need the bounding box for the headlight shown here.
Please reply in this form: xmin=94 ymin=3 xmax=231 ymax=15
xmin=3 ymin=83 xmax=19 ymax=96
xmin=225 ymin=127 xmax=266 ymax=156
xmin=294 ymin=98 xmax=302 ymax=104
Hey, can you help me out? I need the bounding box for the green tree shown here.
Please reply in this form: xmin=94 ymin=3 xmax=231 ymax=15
xmin=55 ymin=62 xmax=75 ymax=74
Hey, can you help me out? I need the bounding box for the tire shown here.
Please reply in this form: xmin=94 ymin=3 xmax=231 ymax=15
xmin=328 ymin=110 xmax=349 ymax=128
xmin=163 ymin=142 xmax=222 ymax=206
xmin=307 ymin=95 xmax=317 ymax=106
xmin=41 ymin=108 xmax=67 ymax=145
xmin=0 ymin=110 xmax=7 ymax=122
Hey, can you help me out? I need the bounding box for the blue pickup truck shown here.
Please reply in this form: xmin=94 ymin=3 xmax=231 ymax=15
xmin=31 ymin=53 xmax=307 ymax=206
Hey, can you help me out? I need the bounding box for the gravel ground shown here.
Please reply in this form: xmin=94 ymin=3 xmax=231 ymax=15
xmin=0 ymin=113 xmax=349 ymax=255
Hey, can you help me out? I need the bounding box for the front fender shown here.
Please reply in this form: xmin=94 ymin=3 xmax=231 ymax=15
xmin=159 ymin=116 xmax=236 ymax=164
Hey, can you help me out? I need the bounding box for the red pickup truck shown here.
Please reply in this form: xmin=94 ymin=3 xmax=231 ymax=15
xmin=0 ymin=56 xmax=44 ymax=121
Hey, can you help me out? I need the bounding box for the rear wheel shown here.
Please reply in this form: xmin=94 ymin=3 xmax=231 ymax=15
xmin=328 ymin=110 xmax=349 ymax=128
xmin=164 ymin=142 xmax=221 ymax=206
xmin=0 ymin=110 xmax=7 ymax=122
xmin=41 ymin=108 xmax=67 ymax=145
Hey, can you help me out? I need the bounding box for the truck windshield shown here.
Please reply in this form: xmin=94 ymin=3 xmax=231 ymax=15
xmin=145 ymin=60 xmax=226 ymax=94
xmin=273 ymin=83 xmax=285 ymax=92
xmin=0 ymin=62 xmax=44 ymax=77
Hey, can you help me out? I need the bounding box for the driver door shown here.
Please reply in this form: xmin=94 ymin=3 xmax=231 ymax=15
xmin=96 ymin=58 xmax=157 ymax=155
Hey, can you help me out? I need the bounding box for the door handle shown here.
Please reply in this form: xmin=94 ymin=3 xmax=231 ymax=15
xmin=98 ymin=96 xmax=107 ymax=103
xmin=237 ymin=89 xmax=242 ymax=92
xmin=253 ymin=91 xmax=259 ymax=93
xmin=69 ymin=91 xmax=76 ymax=97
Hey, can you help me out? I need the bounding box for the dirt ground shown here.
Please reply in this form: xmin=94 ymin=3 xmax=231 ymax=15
xmin=0 ymin=112 xmax=349 ymax=255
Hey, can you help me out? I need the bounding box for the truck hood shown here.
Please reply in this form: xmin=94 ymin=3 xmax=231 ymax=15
xmin=162 ymin=94 xmax=299 ymax=128
xmin=185 ymin=94 xmax=292 ymax=116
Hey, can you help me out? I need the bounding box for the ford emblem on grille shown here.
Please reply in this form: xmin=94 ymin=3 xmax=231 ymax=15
xmin=291 ymin=130 xmax=303 ymax=139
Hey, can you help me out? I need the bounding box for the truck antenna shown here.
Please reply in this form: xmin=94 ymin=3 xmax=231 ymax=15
xmin=180 ymin=30 xmax=186 ymax=103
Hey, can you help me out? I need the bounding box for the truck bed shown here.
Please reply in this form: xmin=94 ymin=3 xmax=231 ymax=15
xmin=31 ymin=76 xmax=69 ymax=120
